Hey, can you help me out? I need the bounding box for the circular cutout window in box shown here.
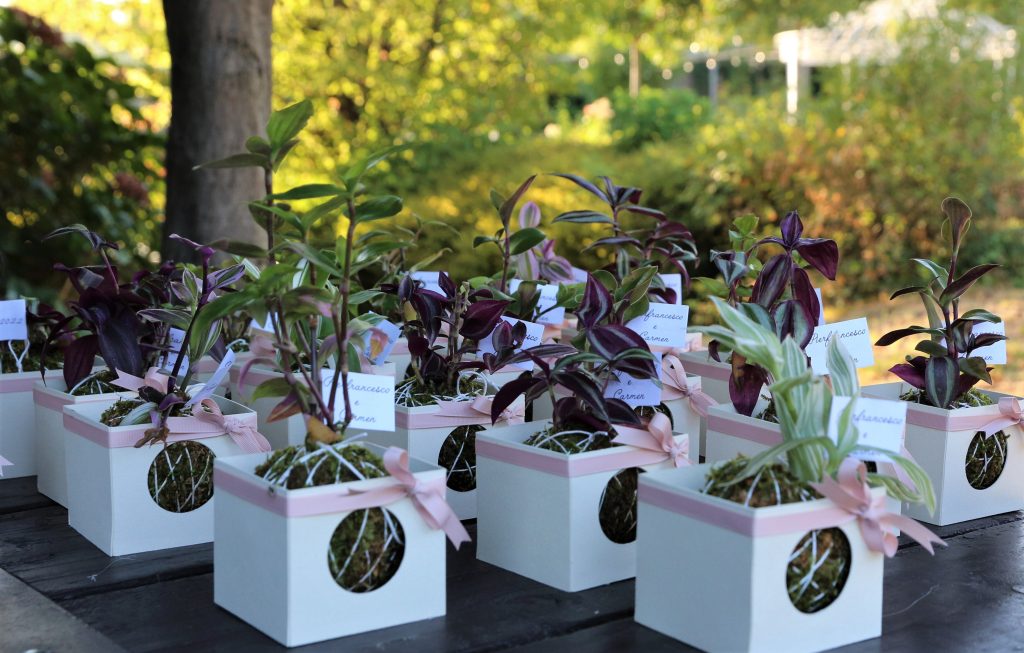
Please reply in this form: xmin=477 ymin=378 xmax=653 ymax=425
xmin=786 ymin=527 xmax=852 ymax=613
xmin=965 ymin=429 xmax=1009 ymax=490
xmin=598 ymin=467 xmax=646 ymax=544
xmin=438 ymin=424 xmax=483 ymax=493
xmin=148 ymin=440 xmax=216 ymax=513
xmin=328 ymin=507 xmax=405 ymax=593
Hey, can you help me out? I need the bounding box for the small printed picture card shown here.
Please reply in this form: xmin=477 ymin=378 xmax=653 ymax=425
xmin=323 ymin=371 xmax=396 ymax=432
xmin=969 ymin=321 xmax=1007 ymax=365
xmin=509 ymin=280 xmax=566 ymax=326
xmin=805 ymin=317 xmax=874 ymax=375
xmin=410 ymin=271 xmax=443 ymax=294
xmin=0 ymin=299 xmax=28 ymax=341
xmin=478 ymin=316 xmax=545 ymax=371
xmin=828 ymin=396 xmax=907 ymax=462
xmin=365 ymin=319 xmax=402 ymax=365
xmin=571 ymin=266 xmax=590 ymax=284
xmin=815 ymin=288 xmax=825 ymax=325
xmin=249 ymin=315 xmax=275 ymax=334
xmin=160 ymin=327 xmax=190 ymax=375
xmin=657 ymin=273 xmax=684 ymax=305
xmin=625 ymin=304 xmax=690 ymax=350
xmin=604 ymin=352 xmax=662 ymax=408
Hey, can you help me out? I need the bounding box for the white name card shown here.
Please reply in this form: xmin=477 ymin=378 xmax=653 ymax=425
xmin=324 ymin=371 xmax=396 ymax=432
xmin=0 ymin=299 xmax=27 ymax=341
xmin=828 ymin=396 xmax=907 ymax=462
xmin=658 ymin=273 xmax=683 ymax=305
xmin=806 ymin=317 xmax=874 ymax=375
xmin=478 ymin=316 xmax=545 ymax=370
xmin=626 ymin=304 xmax=690 ymax=349
xmin=509 ymin=280 xmax=565 ymax=326
xmin=604 ymin=352 xmax=662 ymax=407
xmin=815 ymin=288 xmax=825 ymax=325
xmin=161 ymin=327 xmax=190 ymax=375
xmin=970 ymin=321 xmax=1007 ymax=365
xmin=411 ymin=271 xmax=443 ymax=294
xmin=571 ymin=266 xmax=589 ymax=284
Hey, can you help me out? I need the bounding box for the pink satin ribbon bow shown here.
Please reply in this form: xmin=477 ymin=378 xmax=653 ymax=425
xmin=612 ymin=413 xmax=690 ymax=468
xmin=166 ymin=398 xmax=271 ymax=454
xmin=357 ymin=447 xmax=471 ymax=548
xmin=810 ymin=458 xmax=944 ymax=558
xmin=660 ymin=355 xmax=717 ymax=417
xmin=436 ymin=396 xmax=526 ymax=425
xmin=113 ymin=367 xmax=170 ymax=394
xmin=982 ymin=397 xmax=1024 ymax=437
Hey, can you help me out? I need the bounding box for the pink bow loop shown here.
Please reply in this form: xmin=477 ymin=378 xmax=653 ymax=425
xmin=191 ymin=398 xmax=272 ymax=453
xmin=113 ymin=367 xmax=170 ymax=394
xmin=383 ymin=447 xmax=470 ymax=548
xmin=810 ymin=458 xmax=944 ymax=558
xmin=612 ymin=413 xmax=690 ymax=467
xmin=660 ymin=355 xmax=717 ymax=417
xmin=436 ymin=396 xmax=526 ymax=425
xmin=982 ymin=397 xmax=1024 ymax=437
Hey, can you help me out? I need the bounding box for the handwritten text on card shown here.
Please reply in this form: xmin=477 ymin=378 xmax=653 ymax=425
xmin=805 ymin=318 xmax=874 ymax=375
xmin=827 ymin=396 xmax=907 ymax=462
xmin=0 ymin=299 xmax=28 ymax=341
xmin=625 ymin=304 xmax=690 ymax=349
xmin=323 ymin=372 xmax=396 ymax=432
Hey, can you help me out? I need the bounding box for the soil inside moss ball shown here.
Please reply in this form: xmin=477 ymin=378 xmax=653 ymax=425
xmin=437 ymin=424 xmax=483 ymax=492
xmin=100 ymin=398 xmax=145 ymax=427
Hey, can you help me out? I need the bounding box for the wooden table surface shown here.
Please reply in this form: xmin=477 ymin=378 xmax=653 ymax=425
xmin=1 ymin=475 xmax=1022 ymax=652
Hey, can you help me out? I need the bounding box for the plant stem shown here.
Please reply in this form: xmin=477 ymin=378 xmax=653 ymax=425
xmin=334 ymin=199 xmax=358 ymax=433
xmin=264 ymin=168 xmax=276 ymax=264
xmin=500 ymin=229 xmax=511 ymax=293
xmin=168 ymin=259 xmax=210 ymax=392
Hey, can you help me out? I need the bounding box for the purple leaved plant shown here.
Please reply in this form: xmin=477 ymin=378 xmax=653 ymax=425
xmin=875 ymin=198 xmax=1003 ymax=409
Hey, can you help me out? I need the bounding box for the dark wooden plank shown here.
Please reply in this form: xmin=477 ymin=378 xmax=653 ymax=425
xmin=0 ymin=568 xmax=126 ymax=653
xmin=0 ymin=476 xmax=54 ymax=515
xmin=0 ymin=505 xmax=212 ymax=600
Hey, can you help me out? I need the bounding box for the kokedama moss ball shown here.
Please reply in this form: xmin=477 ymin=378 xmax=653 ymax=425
xmin=69 ymin=368 xmax=119 ymax=396
xmin=437 ymin=424 xmax=483 ymax=493
xmin=965 ymin=430 xmax=1009 ymax=490
xmin=147 ymin=441 xmax=215 ymax=513
xmin=100 ymin=398 xmax=145 ymax=426
xmin=599 ymin=467 xmax=645 ymax=544
xmin=328 ymin=507 xmax=405 ymax=593
xmin=255 ymin=441 xmax=387 ymax=489
xmin=704 ymin=457 xmax=851 ymax=612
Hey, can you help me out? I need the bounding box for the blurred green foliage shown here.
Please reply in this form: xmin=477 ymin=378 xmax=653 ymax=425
xmin=0 ymin=8 xmax=162 ymax=300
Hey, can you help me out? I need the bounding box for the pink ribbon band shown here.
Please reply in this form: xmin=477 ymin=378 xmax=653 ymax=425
xmin=396 ymin=397 xmax=525 ymax=430
xmin=63 ymin=399 xmax=269 ymax=452
xmin=660 ymin=355 xmax=718 ymax=417
xmin=0 ymin=375 xmax=41 ymax=393
xmin=215 ymin=447 xmax=470 ymax=548
xmin=476 ymin=437 xmax=679 ymax=478
xmin=905 ymin=396 xmax=1024 ymax=435
xmin=612 ymin=413 xmax=690 ymax=468
xmin=33 ymin=386 xmax=74 ymax=412
xmin=640 ymin=459 xmax=944 ymax=558
xmin=706 ymin=413 xmax=783 ymax=447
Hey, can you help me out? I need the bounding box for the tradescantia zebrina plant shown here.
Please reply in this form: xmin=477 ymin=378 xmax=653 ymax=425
xmin=698 ymin=297 xmax=938 ymax=612
xmin=874 ymin=198 xmax=1004 ymax=410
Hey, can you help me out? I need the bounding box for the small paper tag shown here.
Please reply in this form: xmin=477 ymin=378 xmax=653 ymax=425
xmin=0 ymin=299 xmax=28 ymax=341
xmin=625 ymin=304 xmax=690 ymax=349
xmin=365 ymin=319 xmax=402 ymax=365
xmin=323 ymin=371 xmax=396 ymax=431
xmin=604 ymin=352 xmax=662 ymax=407
xmin=410 ymin=271 xmax=443 ymax=294
xmin=509 ymin=280 xmax=565 ymax=326
xmin=478 ymin=316 xmax=545 ymax=370
xmin=571 ymin=266 xmax=589 ymax=284
xmin=815 ymin=288 xmax=825 ymax=325
xmin=828 ymin=396 xmax=907 ymax=462
xmin=969 ymin=321 xmax=1007 ymax=365
xmin=160 ymin=327 xmax=190 ymax=375
xmin=806 ymin=317 xmax=874 ymax=375
xmin=658 ymin=273 xmax=684 ymax=305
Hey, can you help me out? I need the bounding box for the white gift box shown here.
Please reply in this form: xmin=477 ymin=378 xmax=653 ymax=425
xmin=213 ymin=447 xmax=446 ymax=647
xmin=635 ymin=464 xmax=884 ymax=653
xmin=62 ymin=395 xmax=258 ymax=556
xmin=231 ymin=363 xmax=396 ymax=452
xmin=475 ymin=423 xmax=689 ymax=592
xmin=863 ymin=382 xmax=1024 ymax=525
xmin=387 ymin=337 xmax=411 ymax=383
xmin=0 ymin=370 xmax=49 ymax=478
xmin=33 ymin=378 xmax=128 ymax=506
xmin=363 ymin=402 xmax=536 ymax=520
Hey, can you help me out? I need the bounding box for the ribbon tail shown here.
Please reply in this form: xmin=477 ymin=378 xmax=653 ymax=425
xmin=233 ymin=425 xmax=272 ymax=453
xmin=415 ymin=492 xmax=471 ymax=549
xmin=983 ymin=417 xmax=1017 ymax=437
xmin=689 ymin=391 xmax=716 ymax=418
xmin=885 ymin=514 xmax=945 ymax=555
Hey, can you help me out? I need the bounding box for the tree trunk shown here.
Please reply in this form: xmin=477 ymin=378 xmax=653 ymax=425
xmin=161 ymin=0 xmax=273 ymax=262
